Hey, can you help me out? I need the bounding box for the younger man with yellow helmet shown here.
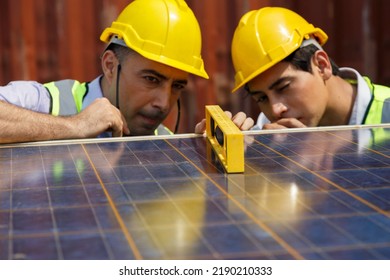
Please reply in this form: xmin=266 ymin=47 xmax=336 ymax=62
xmin=231 ymin=7 xmax=390 ymax=130
xmin=0 ymin=0 xmax=253 ymax=144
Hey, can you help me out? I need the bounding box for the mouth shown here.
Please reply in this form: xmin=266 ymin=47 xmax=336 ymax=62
xmin=138 ymin=113 xmax=163 ymax=128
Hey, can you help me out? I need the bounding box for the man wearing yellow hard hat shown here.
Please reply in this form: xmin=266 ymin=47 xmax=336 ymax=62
xmin=231 ymin=7 xmax=390 ymax=130
xmin=0 ymin=0 xmax=253 ymax=144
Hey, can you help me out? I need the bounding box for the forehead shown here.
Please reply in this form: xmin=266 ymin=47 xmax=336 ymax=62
xmin=123 ymin=51 xmax=189 ymax=80
xmin=248 ymin=62 xmax=297 ymax=88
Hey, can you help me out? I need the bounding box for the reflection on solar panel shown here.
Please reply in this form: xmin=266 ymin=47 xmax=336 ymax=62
xmin=0 ymin=126 xmax=389 ymax=260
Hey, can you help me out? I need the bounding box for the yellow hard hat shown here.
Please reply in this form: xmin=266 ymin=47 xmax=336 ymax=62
xmin=100 ymin=0 xmax=209 ymax=79
xmin=231 ymin=7 xmax=328 ymax=92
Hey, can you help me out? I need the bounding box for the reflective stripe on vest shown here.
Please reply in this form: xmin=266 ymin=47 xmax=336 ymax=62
xmin=44 ymin=80 xmax=88 ymax=116
xmin=362 ymin=77 xmax=390 ymax=124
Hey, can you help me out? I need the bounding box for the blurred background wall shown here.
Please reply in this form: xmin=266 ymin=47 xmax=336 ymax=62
xmin=1 ymin=0 xmax=389 ymax=133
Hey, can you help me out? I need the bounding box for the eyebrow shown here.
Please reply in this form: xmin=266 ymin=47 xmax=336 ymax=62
xmin=245 ymin=76 xmax=293 ymax=94
xmin=141 ymin=69 xmax=188 ymax=85
xmin=268 ymin=76 xmax=292 ymax=90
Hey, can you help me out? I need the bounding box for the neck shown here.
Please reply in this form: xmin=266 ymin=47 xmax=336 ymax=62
xmin=100 ymin=75 xmax=113 ymax=102
xmin=319 ymin=76 xmax=357 ymax=126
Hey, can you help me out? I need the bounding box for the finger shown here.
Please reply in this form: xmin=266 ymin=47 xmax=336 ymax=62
xmin=111 ymin=111 xmax=125 ymax=137
xmin=224 ymin=111 xmax=233 ymax=119
xmin=244 ymin=135 xmax=255 ymax=145
xmin=240 ymin=117 xmax=254 ymax=131
xmin=262 ymin=123 xmax=288 ymax=130
xmin=111 ymin=127 xmax=123 ymax=137
xmin=194 ymin=119 xmax=206 ymax=134
xmin=231 ymin=112 xmax=254 ymax=131
xmin=230 ymin=111 xmax=244 ymax=127
xmin=120 ymin=114 xmax=130 ymax=135
xmin=276 ymin=118 xmax=306 ymax=128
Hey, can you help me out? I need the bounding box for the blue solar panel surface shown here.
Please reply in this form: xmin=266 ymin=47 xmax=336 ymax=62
xmin=0 ymin=126 xmax=389 ymax=260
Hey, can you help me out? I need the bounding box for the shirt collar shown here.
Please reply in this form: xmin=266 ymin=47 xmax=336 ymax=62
xmin=338 ymin=67 xmax=372 ymax=125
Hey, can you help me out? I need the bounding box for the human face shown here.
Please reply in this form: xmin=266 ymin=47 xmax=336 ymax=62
xmin=116 ymin=53 xmax=188 ymax=135
xmin=246 ymin=61 xmax=329 ymax=127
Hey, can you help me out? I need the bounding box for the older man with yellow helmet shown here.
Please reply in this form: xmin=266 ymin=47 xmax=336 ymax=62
xmin=232 ymin=7 xmax=390 ymax=130
xmin=0 ymin=0 xmax=253 ymax=144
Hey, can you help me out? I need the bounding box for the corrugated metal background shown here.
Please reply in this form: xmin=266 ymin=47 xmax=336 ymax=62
xmin=1 ymin=0 xmax=389 ymax=132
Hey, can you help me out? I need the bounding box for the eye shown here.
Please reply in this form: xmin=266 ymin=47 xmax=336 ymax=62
xmin=252 ymin=94 xmax=268 ymax=104
xmin=276 ymin=83 xmax=290 ymax=92
xmin=172 ymin=82 xmax=186 ymax=91
xmin=258 ymin=95 xmax=268 ymax=103
xmin=144 ymin=75 xmax=160 ymax=84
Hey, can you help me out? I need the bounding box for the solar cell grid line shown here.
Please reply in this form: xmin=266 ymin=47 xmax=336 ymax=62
xmin=105 ymin=139 xmax=278 ymax=257
xmin=94 ymin=141 xmax=167 ymax=259
xmin=134 ymin=140 xmax=292 ymax=258
xmin=94 ymin=140 xmax=217 ymax=260
xmin=235 ymin=129 xmax=388 ymax=252
xmin=77 ymin=138 xmax=296 ymax=260
xmin=251 ymin=136 xmax=390 ymax=219
xmin=124 ymin=141 xmax=223 ymax=259
xmin=224 ymin=174 xmax=389 ymax=259
xmin=40 ymin=145 xmax=64 ymax=260
xmin=7 ymin=148 xmax=13 ymax=260
xmin=323 ymin=130 xmax=390 ymax=160
xmin=163 ymin=139 xmax=305 ymax=260
xmin=80 ymin=144 xmax=142 ymax=260
xmin=1 ymin=125 xmax=390 ymax=260
xmin=73 ymin=145 xmax=140 ymax=260
xmin=174 ymin=131 xmax=390 ymax=258
xmin=244 ymin=131 xmax=389 ymax=258
xmin=146 ymin=128 xmax=386 ymax=260
xmin=8 ymin=146 xmax=62 ymax=260
xmin=68 ymin=145 xmax=116 ymax=260
xmin=87 ymin=139 xmax=192 ymax=258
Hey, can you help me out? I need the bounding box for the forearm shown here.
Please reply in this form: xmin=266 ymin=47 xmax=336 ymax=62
xmin=0 ymin=101 xmax=79 ymax=144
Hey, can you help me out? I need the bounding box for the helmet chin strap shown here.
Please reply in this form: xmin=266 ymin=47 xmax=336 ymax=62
xmin=174 ymin=99 xmax=181 ymax=134
xmin=115 ymin=64 xmax=121 ymax=110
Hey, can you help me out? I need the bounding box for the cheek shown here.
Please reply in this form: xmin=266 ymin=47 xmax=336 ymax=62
xmin=299 ymin=81 xmax=328 ymax=123
xmin=120 ymin=90 xmax=148 ymax=114
xmin=296 ymin=77 xmax=326 ymax=106
xmin=170 ymin=92 xmax=181 ymax=105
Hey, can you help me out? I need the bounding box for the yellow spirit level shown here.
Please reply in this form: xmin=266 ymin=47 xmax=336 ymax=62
xmin=205 ymin=105 xmax=244 ymax=173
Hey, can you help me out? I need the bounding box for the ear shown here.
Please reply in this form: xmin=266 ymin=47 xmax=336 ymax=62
xmin=101 ymin=50 xmax=119 ymax=84
xmin=312 ymin=50 xmax=332 ymax=80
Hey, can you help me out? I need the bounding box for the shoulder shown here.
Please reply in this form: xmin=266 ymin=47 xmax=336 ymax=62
xmin=1 ymin=80 xmax=46 ymax=93
xmin=362 ymin=76 xmax=390 ymax=99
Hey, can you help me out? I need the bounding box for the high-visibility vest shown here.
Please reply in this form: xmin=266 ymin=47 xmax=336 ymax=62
xmin=362 ymin=77 xmax=390 ymax=124
xmin=44 ymin=79 xmax=173 ymax=135
xmin=360 ymin=77 xmax=390 ymax=147
xmin=45 ymin=79 xmax=87 ymax=116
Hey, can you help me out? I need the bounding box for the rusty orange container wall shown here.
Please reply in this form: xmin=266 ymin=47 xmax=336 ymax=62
xmin=1 ymin=0 xmax=389 ymax=132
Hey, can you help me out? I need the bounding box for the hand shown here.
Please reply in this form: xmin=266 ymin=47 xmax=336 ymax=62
xmin=194 ymin=111 xmax=254 ymax=135
xmin=262 ymin=118 xmax=307 ymax=130
xmin=226 ymin=111 xmax=254 ymax=131
xmin=70 ymin=98 xmax=130 ymax=137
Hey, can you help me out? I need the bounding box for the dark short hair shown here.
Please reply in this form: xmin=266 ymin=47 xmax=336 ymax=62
xmin=283 ymin=44 xmax=340 ymax=76
xmin=105 ymin=43 xmax=134 ymax=63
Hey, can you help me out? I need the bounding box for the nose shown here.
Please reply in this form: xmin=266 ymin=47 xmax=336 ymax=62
xmin=151 ymin=86 xmax=171 ymax=113
xmin=270 ymin=102 xmax=288 ymax=119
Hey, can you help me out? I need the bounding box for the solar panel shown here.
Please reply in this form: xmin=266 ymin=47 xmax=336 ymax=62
xmin=0 ymin=125 xmax=389 ymax=260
